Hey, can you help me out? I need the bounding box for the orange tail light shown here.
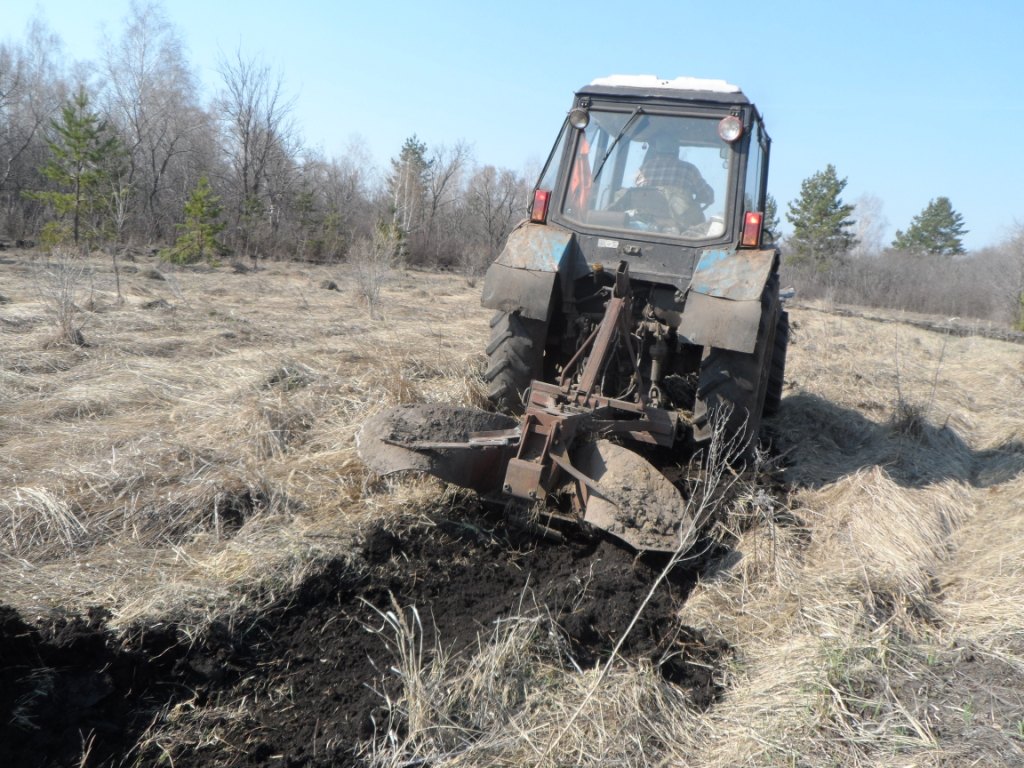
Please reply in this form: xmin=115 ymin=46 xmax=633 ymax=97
xmin=741 ymin=210 xmax=763 ymax=247
xmin=530 ymin=189 xmax=551 ymax=224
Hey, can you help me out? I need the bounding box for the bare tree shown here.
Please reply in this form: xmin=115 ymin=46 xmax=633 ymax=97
xmin=850 ymin=193 xmax=888 ymax=258
xmin=35 ymin=247 xmax=88 ymax=345
xmin=983 ymin=225 xmax=1024 ymax=328
xmin=0 ymin=17 xmax=67 ymax=237
xmin=351 ymin=224 xmax=399 ymax=319
xmin=423 ymin=141 xmax=471 ymax=262
xmin=291 ymin=139 xmax=377 ymax=262
xmin=463 ymin=164 xmax=529 ymax=274
xmin=100 ymin=0 xmax=207 ymax=242
xmin=214 ymin=49 xmax=298 ymax=258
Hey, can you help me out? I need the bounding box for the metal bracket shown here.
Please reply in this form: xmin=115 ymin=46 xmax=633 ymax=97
xmin=501 ymin=261 xmax=678 ymax=505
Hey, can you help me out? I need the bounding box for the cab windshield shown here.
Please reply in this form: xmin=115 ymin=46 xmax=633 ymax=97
xmin=561 ymin=111 xmax=733 ymax=241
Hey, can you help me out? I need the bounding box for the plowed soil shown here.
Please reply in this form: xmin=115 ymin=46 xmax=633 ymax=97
xmin=0 ymin=501 xmax=727 ymax=768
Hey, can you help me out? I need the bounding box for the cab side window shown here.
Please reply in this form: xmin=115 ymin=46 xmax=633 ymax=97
xmin=744 ymin=121 xmax=767 ymax=213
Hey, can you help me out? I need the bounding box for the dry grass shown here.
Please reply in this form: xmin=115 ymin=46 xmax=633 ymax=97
xmin=4 ymin=250 xmax=1024 ymax=765
xmin=0 ymin=250 xmax=488 ymax=629
xmin=360 ymin=594 xmax=697 ymax=768
xmin=661 ymin=310 xmax=1024 ymax=767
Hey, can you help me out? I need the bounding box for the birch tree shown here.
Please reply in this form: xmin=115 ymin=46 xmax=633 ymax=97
xmin=101 ymin=0 xmax=207 ymax=240
xmin=0 ymin=17 xmax=66 ymax=236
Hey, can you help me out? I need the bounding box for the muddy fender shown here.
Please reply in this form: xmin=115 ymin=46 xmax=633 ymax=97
xmin=481 ymin=223 xmax=574 ymax=322
xmin=677 ymin=247 xmax=779 ymax=354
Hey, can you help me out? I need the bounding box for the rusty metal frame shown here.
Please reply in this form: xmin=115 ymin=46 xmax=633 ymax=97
xmin=501 ymin=261 xmax=679 ymax=506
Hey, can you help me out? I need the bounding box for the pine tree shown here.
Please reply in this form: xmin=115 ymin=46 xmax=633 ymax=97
xmin=892 ymin=197 xmax=967 ymax=256
xmin=785 ymin=164 xmax=857 ymax=270
xmin=764 ymin=193 xmax=780 ymax=238
xmin=162 ymin=177 xmax=227 ymax=264
xmin=27 ymin=87 xmax=122 ymax=247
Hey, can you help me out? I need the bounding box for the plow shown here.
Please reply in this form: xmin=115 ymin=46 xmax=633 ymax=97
xmin=359 ymin=263 xmax=694 ymax=551
xmin=359 ymin=75 xmax=788 ymax=552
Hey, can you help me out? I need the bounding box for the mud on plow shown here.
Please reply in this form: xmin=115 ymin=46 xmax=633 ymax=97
xmin=359 ymin=264 xmax=698 ymax=552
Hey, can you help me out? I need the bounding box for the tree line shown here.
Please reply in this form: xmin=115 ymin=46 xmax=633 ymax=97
xmin=775 ymin=163 xmax=1024 ymax=329
xmin=0 ymin=4 xmax=531 ymax=273
xmin=5 ymin=5 xmax=1024 ymax=327
xmin=781 ymin=163 xmax=968 ymax=265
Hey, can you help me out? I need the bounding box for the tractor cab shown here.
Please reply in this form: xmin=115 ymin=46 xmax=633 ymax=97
xmin=530 ymin=75 xmax=772 ymax=288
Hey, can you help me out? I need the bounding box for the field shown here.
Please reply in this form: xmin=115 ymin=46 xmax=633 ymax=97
xmin=2 ymin=249 xmax=1024 ymax=767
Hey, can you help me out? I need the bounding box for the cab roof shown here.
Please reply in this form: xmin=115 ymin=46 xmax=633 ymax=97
xmin=578 ymin=75 xmax=751 ymax=106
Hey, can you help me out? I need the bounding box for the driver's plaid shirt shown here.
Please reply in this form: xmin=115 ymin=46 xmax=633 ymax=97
xmin=636 ymin=158 xmax=713 ymax=206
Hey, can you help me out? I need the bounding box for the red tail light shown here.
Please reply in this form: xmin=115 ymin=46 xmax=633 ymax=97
xmin=531 ymin=188 xmax=551 ymax=224
xmin=741 ymin=210 xmax=763 ymax=247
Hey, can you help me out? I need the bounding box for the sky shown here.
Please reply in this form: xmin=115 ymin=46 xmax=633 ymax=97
xmin=6 ymin=0 xmax=1024 ymax=251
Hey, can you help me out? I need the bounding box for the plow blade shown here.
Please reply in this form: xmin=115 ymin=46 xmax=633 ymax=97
xmin=574 ymin=440 xmax=694 ymax=553
xmin=357 ymin=404 xmax=518 ymax=493
xmin=358 ymin=406 xmax=694 ymax=553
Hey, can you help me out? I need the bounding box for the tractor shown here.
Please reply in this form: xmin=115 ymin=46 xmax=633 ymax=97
xmin=359 ymin=76 xmax=787 ymax=552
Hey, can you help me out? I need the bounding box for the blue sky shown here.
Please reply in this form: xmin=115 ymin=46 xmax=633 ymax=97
xmin=7 ymin=0 xmax=1023 ymax=250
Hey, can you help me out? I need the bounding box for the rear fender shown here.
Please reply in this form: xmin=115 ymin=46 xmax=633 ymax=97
xmin=678 ymin=248 xmax=778 ymax=353
xmin=481 ymin=223 xmax=578 ymax=322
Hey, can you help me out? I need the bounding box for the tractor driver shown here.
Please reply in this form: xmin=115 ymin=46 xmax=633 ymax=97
xmin=636 ymin=138 xmax=714 ymax=229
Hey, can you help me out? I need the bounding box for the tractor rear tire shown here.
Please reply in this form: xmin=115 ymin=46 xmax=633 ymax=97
xmin=483 ymin=310 xmax=547 ymax=414
xmin=763 ymin=310 xmax=789 ymax=417
xmin=692 ymin=280 xmax=780 ymax=460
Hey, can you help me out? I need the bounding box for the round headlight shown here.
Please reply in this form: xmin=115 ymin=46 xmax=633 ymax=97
xmin=569 ymin=107 xmax=590 ymax=130
xmin=718 ymin=115 xmax=743 ymax=142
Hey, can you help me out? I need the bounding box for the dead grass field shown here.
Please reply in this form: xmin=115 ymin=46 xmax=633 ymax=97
xmin=3 ymin=249 xmax=1024 ymax=766
xmin=1 ymin=251 xmax=490 ymax=623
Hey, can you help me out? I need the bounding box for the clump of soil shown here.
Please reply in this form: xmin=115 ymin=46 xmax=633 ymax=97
xmin=357 ymin=404 xmax=518 ymax=492
xmin=0 ymin=501 xmax=729 ymax=767
xmin=365 ymin=403 xmax=517 ymax=447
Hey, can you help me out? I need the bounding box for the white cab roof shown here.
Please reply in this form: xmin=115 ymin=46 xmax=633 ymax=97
xmin=589 ymin=75 xmax=741 ymax=94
